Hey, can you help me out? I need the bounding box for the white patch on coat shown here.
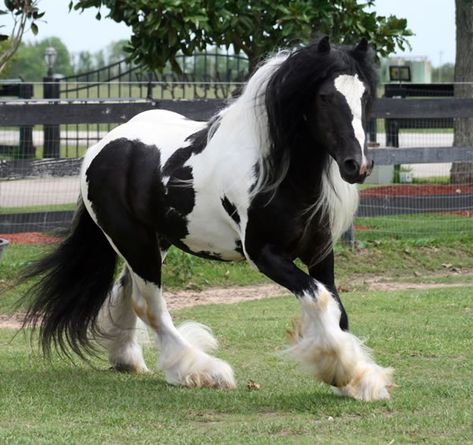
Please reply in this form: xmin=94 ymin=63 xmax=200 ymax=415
xmin=174 ymin=56 xmax=290 ymax=259
xmin=176 ymin=53 xmax=290 ymax=260
xmin=180 ymin=132 xmax=255 ymax=260
xmin=334 ymin=74 xmax=368 ymax=170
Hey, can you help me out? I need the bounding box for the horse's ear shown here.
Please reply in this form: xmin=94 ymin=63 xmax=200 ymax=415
xmin=355 ymin=38 xmax=369 ymax=53
xmin=317 ymin=36 xmax=331 ymax=53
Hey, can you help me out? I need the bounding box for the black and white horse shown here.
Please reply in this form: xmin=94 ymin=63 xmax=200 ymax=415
xmin=21 ymin=37 xmax=393 ymax=401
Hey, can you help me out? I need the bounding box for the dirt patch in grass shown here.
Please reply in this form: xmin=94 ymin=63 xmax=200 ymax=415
xmin=360 ymin=184 xmax=473 ymax=197
xmin=0 ymin=232 xmax=61 ymax=245
xmin=2 ymin=277 xmax=472 ymax=330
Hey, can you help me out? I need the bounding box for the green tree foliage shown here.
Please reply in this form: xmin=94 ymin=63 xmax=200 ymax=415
xmin=1 ymin=37 xmax=73 ymax=80
xmin=106 ymin=39 xmax=129 ymax=64
xmin=1 ymin=38 xmax=129 ymax=80
xmin=0 ymin=0 xmax=44 ymax=73
xmin=69 ymin=40 xmax=129 ymax=74
xmin=431 ymin=63 xmax=455 ymax=83
xmin=71 ymin=0 xmax=412 ymax=72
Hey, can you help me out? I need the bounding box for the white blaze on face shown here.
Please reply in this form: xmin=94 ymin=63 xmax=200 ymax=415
xmin=334 ymin=74 xmax=368 ymax=171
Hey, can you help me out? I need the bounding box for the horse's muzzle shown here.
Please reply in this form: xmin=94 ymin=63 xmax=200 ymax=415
xmin=339 ymin=158 xmax=374 ymax=184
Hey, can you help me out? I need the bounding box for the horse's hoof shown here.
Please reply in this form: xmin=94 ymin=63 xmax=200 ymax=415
xmin=332 ymin=365 xmax=394 ymax=401
xmin=162 ymin=349 xmax=236 ymax=389
xmin=110 ymin=363 xmax=149 ymax=374
xmin=183 ymin=370 xmax=237 ymax=389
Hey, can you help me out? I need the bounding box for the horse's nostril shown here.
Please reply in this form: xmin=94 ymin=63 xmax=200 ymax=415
xmin=343 ymin=159 xmax=359 ymax=175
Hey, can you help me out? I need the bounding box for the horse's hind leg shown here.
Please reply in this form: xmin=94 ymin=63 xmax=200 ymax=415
xmin=99 ymin=217 xmax=235 ymax=389
xmin=131 ymin=273 xmax=235 ymax=388
xmin=96 ymin=266 xmax=149 ymax=373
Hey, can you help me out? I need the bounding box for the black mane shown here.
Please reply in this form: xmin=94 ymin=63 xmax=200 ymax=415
xmin=262 ymin=38 xmax=378 ymax=192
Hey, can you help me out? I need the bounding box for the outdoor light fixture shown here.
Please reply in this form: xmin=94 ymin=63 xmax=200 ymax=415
xmin=44 ymin=46 xmax=57 ymax=76
xmin=389 ymin=65 xmax=411 ymax=82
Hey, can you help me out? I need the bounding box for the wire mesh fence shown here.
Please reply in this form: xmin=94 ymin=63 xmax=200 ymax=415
xmin=1 ymin=80 xmax=472 ymax=241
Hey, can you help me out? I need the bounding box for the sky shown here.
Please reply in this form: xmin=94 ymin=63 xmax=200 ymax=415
xmin=3 ymin=0 xmax=456 ymax=67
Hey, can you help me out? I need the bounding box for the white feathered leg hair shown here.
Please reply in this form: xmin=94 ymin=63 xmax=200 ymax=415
xmin=95 ymin=267 xmax=149 ymax=373
xmin=130 ymin=274 xmax=236 ymax=389
xmin=285 ymin=285 xmax=393 ymax=401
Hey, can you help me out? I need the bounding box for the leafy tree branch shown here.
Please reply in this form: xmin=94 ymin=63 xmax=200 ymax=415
xmin=70 ymin=0 xmax=412 ymax=72
xmin=0 ymin=0 xmax=44 ymax=74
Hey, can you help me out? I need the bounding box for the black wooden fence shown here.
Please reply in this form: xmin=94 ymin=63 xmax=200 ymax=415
xmin=2 ymin=96 xmax=472 ymax=164
xmin=0 ymin=96 xmax=472 ymax=233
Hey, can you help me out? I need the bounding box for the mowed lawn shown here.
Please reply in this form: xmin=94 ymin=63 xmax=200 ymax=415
xmin=1 ymin=287 xmax=472 ymax=445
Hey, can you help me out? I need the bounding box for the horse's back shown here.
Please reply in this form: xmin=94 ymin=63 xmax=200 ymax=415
xmin=128 ymin=109 xmax=198 ymax=127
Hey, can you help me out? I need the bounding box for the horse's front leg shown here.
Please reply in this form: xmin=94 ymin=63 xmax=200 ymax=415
xmin=304 ymin=250 xmax=349 ymax=331
xmin=247 ymin=243 xmax=393 ymax=401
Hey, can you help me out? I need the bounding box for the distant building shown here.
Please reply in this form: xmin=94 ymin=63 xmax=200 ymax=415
xmin=380 ymin=57 xmax=432 ymax=83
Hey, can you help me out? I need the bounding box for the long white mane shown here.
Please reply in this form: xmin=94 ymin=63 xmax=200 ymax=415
xmin=209 ymin=53 xmax=291 ymax=198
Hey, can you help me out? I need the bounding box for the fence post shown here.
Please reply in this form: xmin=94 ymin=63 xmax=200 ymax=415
xmin=368 ymin=118 xmax=377 ymax=144
xmin=18 ymin=82 xmax=35 ymax=159
xmin=43 ymin=76 xmax=61 ymax=158
xmin=43 ymin=46 xmax=61 ymax=158
xmin=341 ymin=224 xmax=355 ymax=248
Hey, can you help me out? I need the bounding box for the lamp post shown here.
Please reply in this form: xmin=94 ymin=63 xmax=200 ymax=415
xmin=44 ymin=46 xmax=57 ymax=77
xmin=43 ymin=46 xmax=60 ymax=158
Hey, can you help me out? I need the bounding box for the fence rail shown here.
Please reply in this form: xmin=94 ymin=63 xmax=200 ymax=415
xmin=1 ymin=95 xmax=472 ymax=236
xmin=0 ymin=99 xmax=226 ymax=126
xmin=3 ymin=96 xmax=473 ymax=123
xmin=1 ymin=97 xmax=472 ymax=166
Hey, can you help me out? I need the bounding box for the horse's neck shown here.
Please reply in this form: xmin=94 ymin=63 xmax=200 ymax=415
xmin=284 ymin=149 xmax=328 ymax=198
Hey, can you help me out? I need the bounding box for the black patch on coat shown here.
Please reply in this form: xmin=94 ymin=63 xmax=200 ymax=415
xmin=197 ymin=250 xmax=223 ymax=260
xmin=165 ymin=166 xmax=195 ymax=217
xmin=162 ymin=123 xmax=213 ymax=177
xmin=160 ymin=122 xmax=219 ymax=242
xmin=221 ymin=195 xmax=240 ymax=225
xmin=168 ymin=239 xmax=229 ymax=262
xmin=85 ymin=138 xmax=167 ymax=284
xmin=86 ymin=138 xmax=166 ymax=228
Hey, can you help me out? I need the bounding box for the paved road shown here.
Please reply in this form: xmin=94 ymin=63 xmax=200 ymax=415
xmin=0 ymin=176 xmax=80 ymax=208
xmin=0 ymin=132 xmax=455 ymax=208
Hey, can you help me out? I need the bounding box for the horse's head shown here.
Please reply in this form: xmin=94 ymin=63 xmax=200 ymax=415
xmin=311 ymin=37 xmax=375 ymax=184
xmin=262 ymin=37 xmax=378 ymax=191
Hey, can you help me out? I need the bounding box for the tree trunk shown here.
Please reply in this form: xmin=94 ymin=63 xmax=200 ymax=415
xmin=451 ymin=0 xmax=473 ymax=184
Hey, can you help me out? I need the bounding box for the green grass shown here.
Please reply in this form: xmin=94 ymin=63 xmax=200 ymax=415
xmin=355 ymin=213 xmax=473 ymax=242
xmin=412 ymin=176 xmax=450 ymax=185
xmin=1 ymin=144 xmax=88 ymax=161
xmin=2 ymin=236 xmax=473 ymax=314
xmin=0 ymin=203 xmax=76 ymax=215
xmin=1 ymin=288 xmax=472 ymax=444
xmin=0 ymin=244 xmax=267 ymax=313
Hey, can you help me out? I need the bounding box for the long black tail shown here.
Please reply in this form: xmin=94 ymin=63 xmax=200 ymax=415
xmin=18 ymin=201 xmax=117 ymax=359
